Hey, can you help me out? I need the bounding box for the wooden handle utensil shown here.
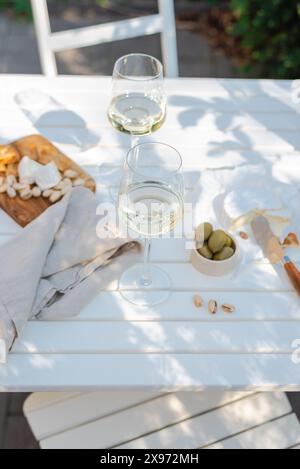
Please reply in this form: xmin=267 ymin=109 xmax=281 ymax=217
xmin=252 ymin=216 xmax=300 ymax=298
xmin=283 ymin=256 xmax=300 ymax=297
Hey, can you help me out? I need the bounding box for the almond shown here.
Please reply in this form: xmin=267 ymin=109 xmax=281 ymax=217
xmin=64 ymin=169 xmax=78 ymax=179
xmin=32 ymin=186 xmax=42 ymax=198
xmin=20 ymin=188 xmax=32 ymax=200
xmin=14 ymin=183 xmax=30 ymax=192
xmin=6 ymin=175 xmax=16 ymax=186
xmin=6 ymin=186 xmax=16 ymax=198
xmin=49 ymin=191 xmax=62 ymax=203
xmin=72 ymin=178 xmax=85 ymax=187
xmin=42 ymin=189 xmax=53 ymax=198
xmin=0 ymin=183 xmax=7 ymax=194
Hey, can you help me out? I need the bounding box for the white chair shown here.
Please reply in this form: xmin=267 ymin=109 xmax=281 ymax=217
xmin=30 ymin=0 xmax=178 ymax=77
xmin=24 ymin=391 xmax=300 ymax=449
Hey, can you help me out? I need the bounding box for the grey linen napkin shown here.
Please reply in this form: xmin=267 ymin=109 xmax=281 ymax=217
xmin=0 ymin=187 xmax=140 ymax=362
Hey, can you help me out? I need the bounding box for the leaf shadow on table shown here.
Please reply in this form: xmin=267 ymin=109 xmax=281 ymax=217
xmin=169 ymin=80 xmax=300 ymax=245
xmin=169 ymin=80 xmax=299 ymax=169
xmin=14 ymin=89 xmax=100 ymax=151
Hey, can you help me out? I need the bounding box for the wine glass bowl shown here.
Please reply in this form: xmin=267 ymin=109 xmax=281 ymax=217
xmin=118 ymin=142 xmax=184 ymax=306
xmin=119 ymin=143 xmax=183 ymax=237
xmin=107 ymin=54 xmax=166 ymax=137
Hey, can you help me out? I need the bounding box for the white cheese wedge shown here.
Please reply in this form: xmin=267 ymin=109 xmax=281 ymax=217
xmin=18 ymin=156 xmax=41 ymax=184
xmin=35 ymin=162 xmax=61 ymax=191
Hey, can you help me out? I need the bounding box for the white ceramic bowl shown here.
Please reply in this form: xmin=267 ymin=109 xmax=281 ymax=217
xmin=190 ymin=232 xmax=241 ymax=277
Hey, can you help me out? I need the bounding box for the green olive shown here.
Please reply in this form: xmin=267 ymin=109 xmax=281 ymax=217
xmin=225 ymin=235 xmax=233 ymax=248
xmin=213 ymin=246 xmax=234 ymax=261
xmin=195 ymin=222 xmax=213 ymax=244
xmin=208 ymin=230 xmax=228 ymax=253
xmin=198 ymin=243 xmax=213 ymax=260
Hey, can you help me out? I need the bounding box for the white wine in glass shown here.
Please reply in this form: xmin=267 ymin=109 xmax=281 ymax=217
xmin=108 ymin=54 xmax=166 ymax=137
xmin=118 ymin=142 xmax=184 ymax=307
xmin=120 ymin=181 xmax=183 ymax=237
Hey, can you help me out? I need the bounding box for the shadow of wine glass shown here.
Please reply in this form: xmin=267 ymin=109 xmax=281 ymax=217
xmin=14 ymin=89 xmax=100 ymax=151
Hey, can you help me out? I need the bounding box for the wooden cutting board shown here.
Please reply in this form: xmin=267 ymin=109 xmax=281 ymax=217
xmin=0 ymin=135 xmax=96 ymax=227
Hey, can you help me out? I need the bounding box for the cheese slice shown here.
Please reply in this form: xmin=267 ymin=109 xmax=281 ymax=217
xmin=18 ymin=156 xmax=41 ymax=184
xmin=34 ymin=162 xmax=61 ymax=191
xmin=18 ymin=157 xmax=62 ymax=190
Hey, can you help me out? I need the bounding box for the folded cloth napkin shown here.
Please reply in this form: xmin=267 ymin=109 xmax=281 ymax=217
xmin=0 ymin=187 xmax=140 ymax=363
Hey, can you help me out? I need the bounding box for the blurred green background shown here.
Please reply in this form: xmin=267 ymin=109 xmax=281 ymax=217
xmin=0 ymin=0 xmax=299 ymax=78
xmin=204 ymin=0 xmax=300 ymax=78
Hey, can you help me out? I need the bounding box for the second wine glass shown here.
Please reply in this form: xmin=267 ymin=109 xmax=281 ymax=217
xmin=118 ymin=142 xmax=184 ymax=307
xmin=107 ymin=54 xmax=166 ymax=139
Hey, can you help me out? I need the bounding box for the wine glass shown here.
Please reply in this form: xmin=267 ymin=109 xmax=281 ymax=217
xmin=118 ymin=142 xmax=184 ymax=306
xmin=107 ymin=54 xmax=166 ymax=146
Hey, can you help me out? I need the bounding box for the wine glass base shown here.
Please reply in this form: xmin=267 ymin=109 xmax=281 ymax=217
xmin=118 ymin=264 xmax=171 ymax=306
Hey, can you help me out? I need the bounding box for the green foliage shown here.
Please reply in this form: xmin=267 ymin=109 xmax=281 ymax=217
xmin=0 ymin=0 xmax=33 ymax=20
xmin=95 ymin=0 xmax=109 ymax=5
xmin=219 ymin=0 xmax=300 ymax=78
xmin=195 ymin=0 xmax=300 ymax=77
xmin=0 ymin=0 xmax=109 ymax=21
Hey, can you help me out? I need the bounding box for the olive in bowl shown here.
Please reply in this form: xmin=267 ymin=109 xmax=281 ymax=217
xmin=191 ymin=223 xmax=240 ymax=277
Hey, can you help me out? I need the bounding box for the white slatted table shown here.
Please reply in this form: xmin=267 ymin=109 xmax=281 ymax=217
xmin=1 ymin=75 xmax=300 ymax=391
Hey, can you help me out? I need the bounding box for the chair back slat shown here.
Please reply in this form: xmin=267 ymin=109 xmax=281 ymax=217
xmin=30 ymin=0 xmax=178 ymax=77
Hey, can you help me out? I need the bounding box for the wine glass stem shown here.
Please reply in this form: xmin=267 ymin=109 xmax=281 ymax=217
xmin=141 ymin=238 xmax=152 ymax=287
xmin=131 ymin=135 xmax=139 ymax=148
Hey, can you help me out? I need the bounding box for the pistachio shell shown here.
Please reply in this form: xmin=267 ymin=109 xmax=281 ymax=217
xmin=222 ymin=303 xmax=236 ymax=314
xmin=208 ymin=230 xmax=227 ymax=253
xmin=193 ymin=295 xmax=204 ymax=309
xmin=195 ymin=222 xmax=213 ymax=244
xmin=239 ymin=231 xmax=249 ymax=240
xmin=208 ymin=300 xmax=217 ymax=314
xmin=198 ymin=243 xmax=213 ymax=260
xmin=213 ymin=246 xmax=234 ymax=261
xmin=282 ymin=232 xmax=299 ymax=247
